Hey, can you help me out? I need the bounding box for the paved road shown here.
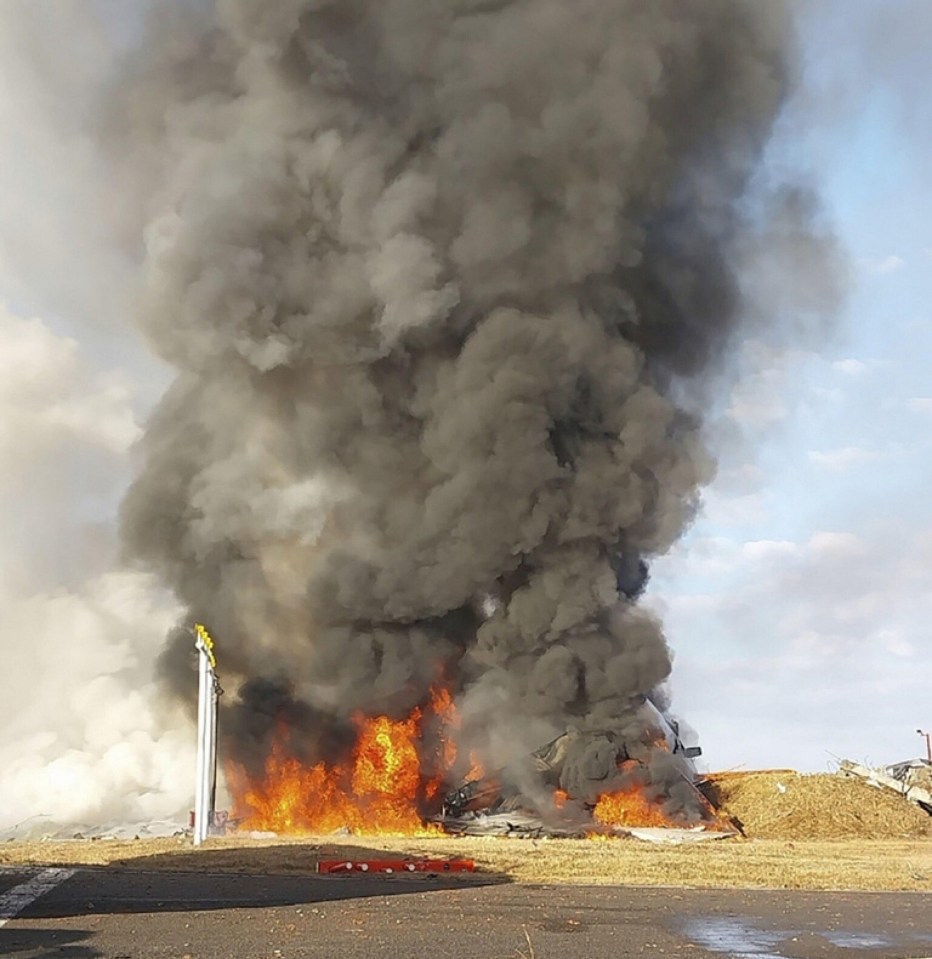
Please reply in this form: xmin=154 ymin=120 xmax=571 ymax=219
xmin=1 ymin=865 xmax=930 ymax=959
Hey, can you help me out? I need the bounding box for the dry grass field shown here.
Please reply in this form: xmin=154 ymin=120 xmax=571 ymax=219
xmin=3 ymin=770 xmax=928 ymax=891
xmin=2 ymin=834 xmax=930 ymax=893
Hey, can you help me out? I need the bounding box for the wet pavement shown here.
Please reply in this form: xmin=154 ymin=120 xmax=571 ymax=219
xmin=1 ymin=865 xmax=930 ymax=958
xmin=682 ymin=913 xmax=931 ymax=959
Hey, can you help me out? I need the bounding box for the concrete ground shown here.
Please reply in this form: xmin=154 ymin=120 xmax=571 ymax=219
xmin=1 ymin=865 xmax=931 ymax=959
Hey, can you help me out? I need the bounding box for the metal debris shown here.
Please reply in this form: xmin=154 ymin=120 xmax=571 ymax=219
xmin=839 ymin=759 xmax=932 ymax=814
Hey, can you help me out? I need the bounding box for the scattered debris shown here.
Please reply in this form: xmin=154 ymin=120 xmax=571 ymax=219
xmin=438 ymin=810 xmax=734 ymax=843
xmin=0 ymin=819 xmax=188 ymax=843
xmin=623 ymin=827 xmax=734 ymax=845
xmin=439 ymin=810 xmax=588 ymax=839
xmin=839 ymin=759 xmax=932 ymax=815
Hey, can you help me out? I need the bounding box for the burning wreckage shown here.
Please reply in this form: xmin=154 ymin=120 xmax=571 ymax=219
xmin=115 ymin=2 xmax=830 ymax=845
xmin=221 ymin=678 xmax=732 ymax=840
xmin=437 ymin=700 xmax=726 ymax=839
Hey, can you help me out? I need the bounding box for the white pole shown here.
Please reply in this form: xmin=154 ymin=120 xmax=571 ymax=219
xmin=193 ymin=643 xmax=210 ymax=845
xmin=193 ymin=624 xmax=220 ymax=847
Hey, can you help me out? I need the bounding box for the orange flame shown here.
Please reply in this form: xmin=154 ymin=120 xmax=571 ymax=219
xmin=465 ymin=749 xmax=485 ymax=782
xmin=589 ymin=754 xmax=682 ymax=830
xmin=592 ymin=786 xmax=673 ymax=828
xmin=229 ymin=688 xmax=460 ymax=836
xmin=227 ymin=688 xmax=709 ymax=837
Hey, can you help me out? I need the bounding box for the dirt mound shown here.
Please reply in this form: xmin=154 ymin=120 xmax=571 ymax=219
xmin=705 ymin=770 xmax=932 ymax=840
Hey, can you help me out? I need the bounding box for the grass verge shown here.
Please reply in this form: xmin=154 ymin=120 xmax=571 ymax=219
xmin=2 ymin=834 xmax=929 ymax=892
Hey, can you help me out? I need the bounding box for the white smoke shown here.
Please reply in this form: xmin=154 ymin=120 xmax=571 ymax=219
xmin=0 ymin=305 xmax=191 ymax=832
xmin=0 ymin=3 xmax=200 ymax=832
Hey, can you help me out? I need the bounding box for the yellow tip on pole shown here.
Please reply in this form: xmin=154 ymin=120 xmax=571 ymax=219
xmin=194 ymin=622 xmax=217 ymax=669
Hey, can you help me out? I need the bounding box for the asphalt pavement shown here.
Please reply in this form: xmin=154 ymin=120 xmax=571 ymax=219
xmin=1 ymin=865 xmax=930 ymax=959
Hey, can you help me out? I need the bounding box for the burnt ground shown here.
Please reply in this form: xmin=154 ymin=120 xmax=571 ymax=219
xmin=2 ymin=865 xmax=932 ymax=959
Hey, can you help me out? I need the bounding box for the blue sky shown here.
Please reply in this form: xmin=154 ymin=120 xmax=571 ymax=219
xmin=651 ymin=0 xmax=932 ymax=770
xmin=0 ymin=1 xmax=929 ymax=828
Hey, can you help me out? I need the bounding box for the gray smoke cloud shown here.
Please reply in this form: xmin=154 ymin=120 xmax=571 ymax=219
xmin=115 ymin=0 xmax=836 ymax=811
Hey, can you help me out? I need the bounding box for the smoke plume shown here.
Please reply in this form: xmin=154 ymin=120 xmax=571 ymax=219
xmin=0 ymin=303 xmax=192 ymax=833
xmin=114 ymin=1 xmax=833 ymax=806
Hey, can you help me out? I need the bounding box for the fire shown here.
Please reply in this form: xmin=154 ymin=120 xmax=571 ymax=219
xmin=427 ymin=685 xmax=460 ymax=776
xmin=229 ymin=687 xmax=458 ymax=836
xmin=589 ymin=754 xmax=679 ymax=829
xmin=591 ymin=787 xmax=673 ymax=828
xmin=465 ymin=750 xmax=485 ymax=782
xmin=227 ymin=687 xmax=716 ymax=838
xmin=350 ymin=712 xmax=426 ymax=824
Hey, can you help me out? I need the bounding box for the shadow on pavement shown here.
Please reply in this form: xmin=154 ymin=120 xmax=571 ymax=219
xmin=109 ymin=839 xmax=492 ymax=878
xmin=0 ymin=926 xmax=101 ymax=958
xmin=19 ymin=843 xmax=509 ymax=921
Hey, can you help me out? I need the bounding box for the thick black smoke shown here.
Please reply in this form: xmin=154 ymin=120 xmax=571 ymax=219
xmin=118 ymin=1 xmax=833 ymax=809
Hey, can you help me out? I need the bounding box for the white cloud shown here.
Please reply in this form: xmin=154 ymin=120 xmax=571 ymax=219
xmin=727 ymin=385 xmax=787 ymax=429
xmin=713 ymin=462 xmax=766 ymax=495
xmin=807 ymin=446 xmax=880 ymax=471
xmin=724 ymin=340 xmax=819 ymax=431
xmin=860 ymin=254 xmax=905 ymax=275
xmin=0 ymin=5 xmax=142 ymax=331
xmin=806 ymin=530 xmax=867 ymax=559
xmin=809 ymin=385 xmax=843 ymax=404
xmin=831 ymin=358 xmax=868 ymax=376
xmin=878 ymin=628 xmax=915 ymax=659
xmin=699 ymin=488 xmax=770 ymax=528
xmin=663 ymin=519 xmax=932 ymax=770
xmin=906 ymin=397 xmax=932 ymax=415
xmin=656 ymin=536 xmax=742 ymax=580
xmin=0 ymin=309 xmax=141 ymax=454
xmin=741 ymin=539 xmax=800 ymax=562
xmin=0 ymin=306 xmax=143 ymax=595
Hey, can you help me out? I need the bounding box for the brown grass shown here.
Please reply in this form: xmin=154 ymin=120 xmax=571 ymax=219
xmin=3 ymin=770 xmax=928 ymax=892
xmin=2 ymin=833 xmax=930 ymax=892
xmin=705 ymin=770 xmax=932 ymax=840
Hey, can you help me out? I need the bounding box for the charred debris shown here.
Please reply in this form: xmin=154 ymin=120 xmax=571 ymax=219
xmin=437 ymin=699 xmax=729 ymax=839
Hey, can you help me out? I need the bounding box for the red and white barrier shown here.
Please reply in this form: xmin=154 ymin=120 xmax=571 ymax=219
xmin=317 ymin=858 xmax=475 ymax=875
